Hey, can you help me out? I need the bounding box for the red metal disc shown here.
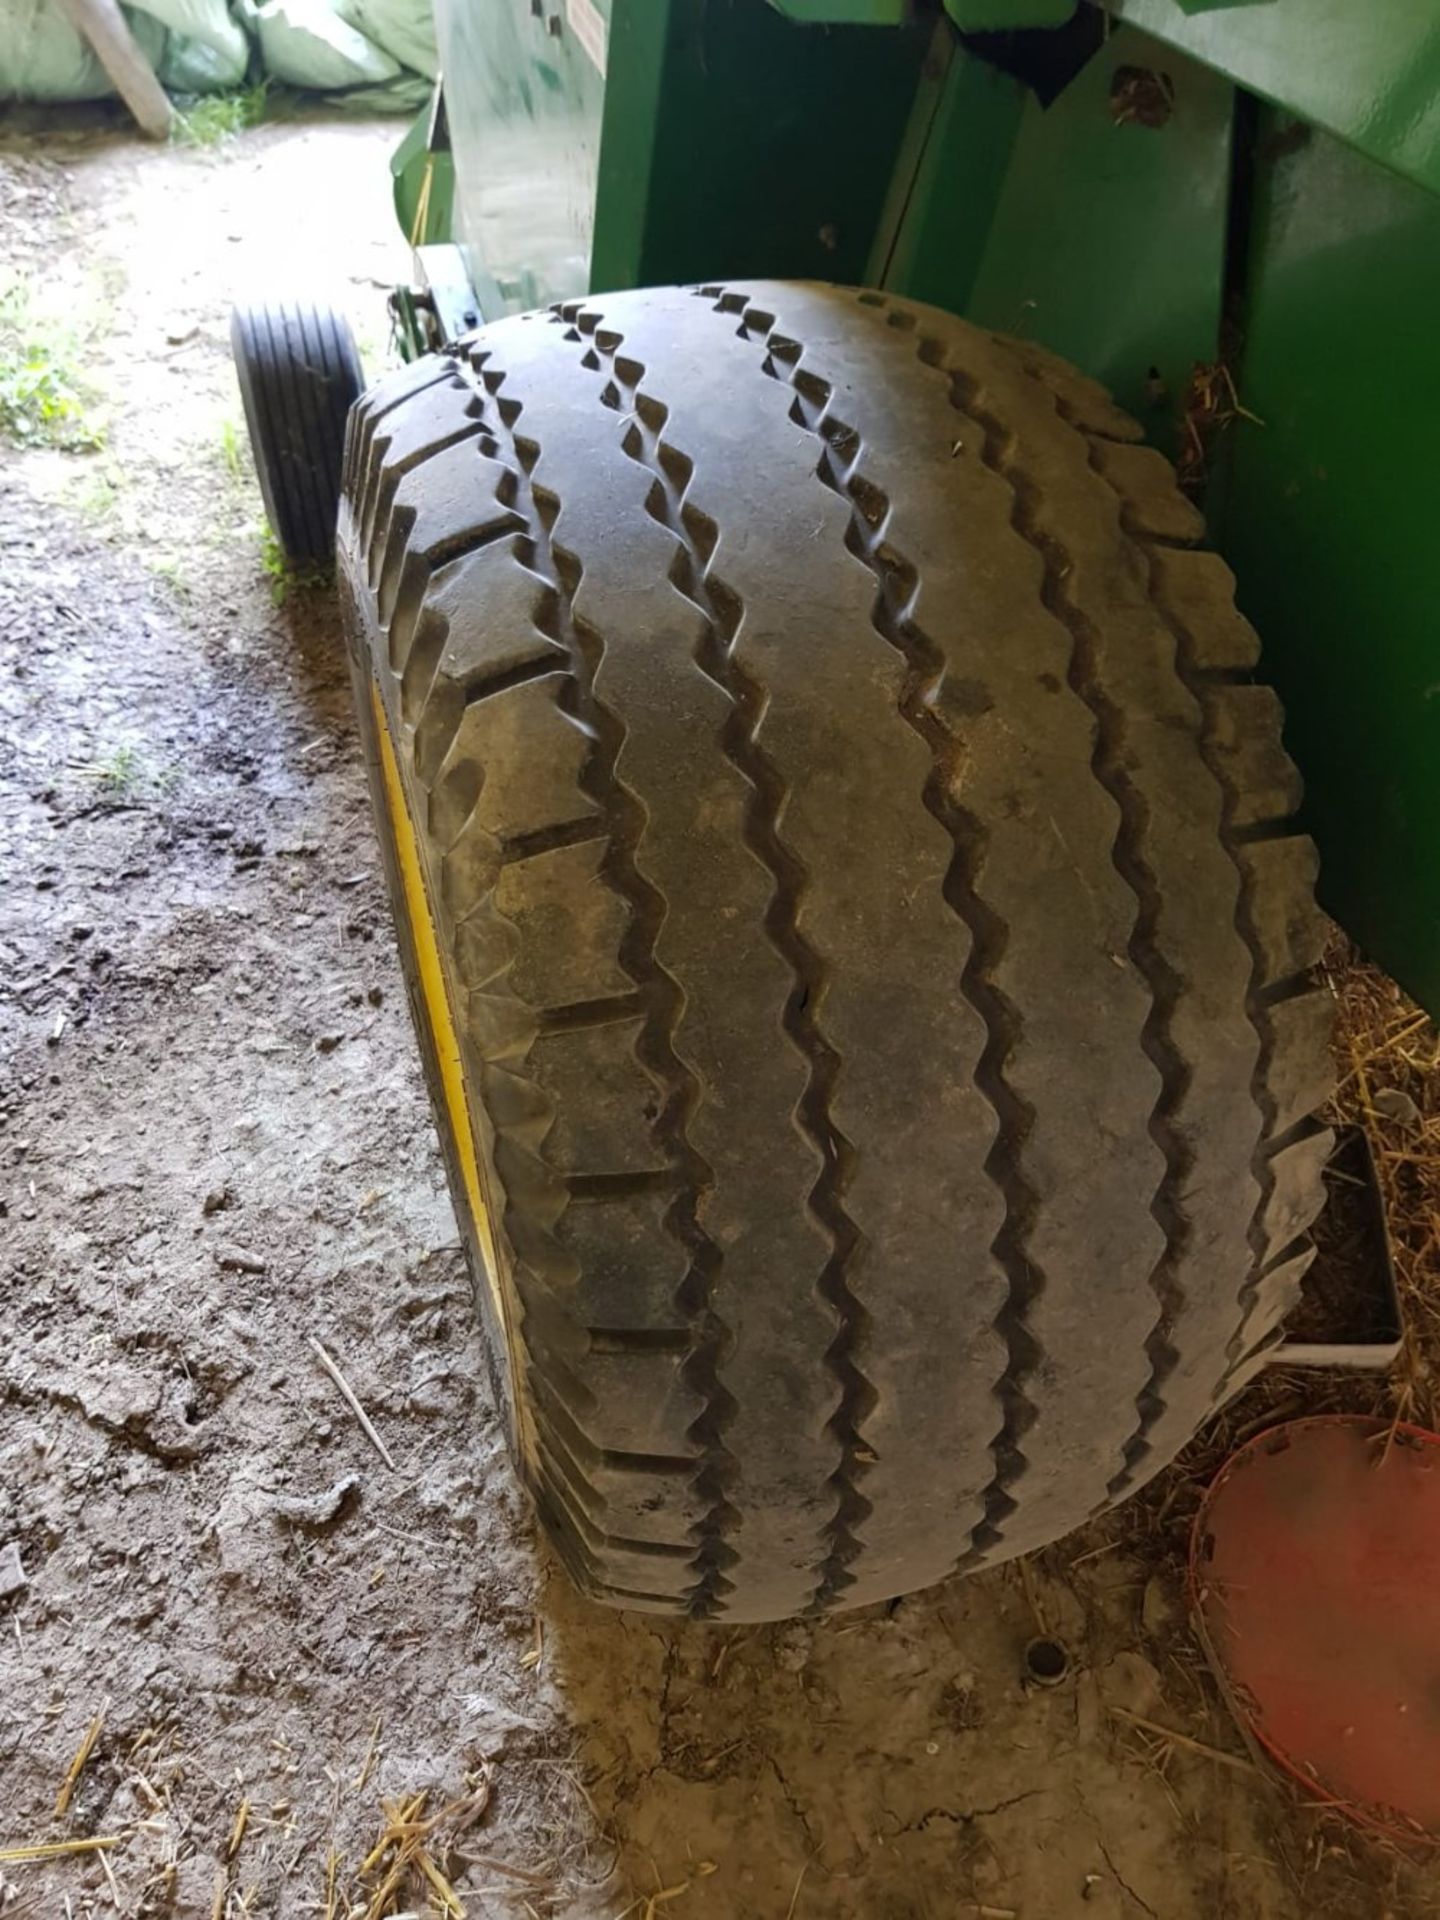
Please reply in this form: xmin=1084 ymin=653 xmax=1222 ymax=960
xmin=1191 ymin=1414 xmax=1440 ymax=1841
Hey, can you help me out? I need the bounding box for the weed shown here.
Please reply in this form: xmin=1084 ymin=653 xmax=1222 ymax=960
xmin=93 ymin=745 xmax=143 ymax=797
xmin=149 ymin=552 xmax=194 ymax=602
xmin=173 ymin=83 xmax=268 ymax=148
xmin=259 ymin=524 xmax=331 ymax=605
xmin=85 ymin=743 xmax=176 ymax=799
xmin=0 ymin=280 xmax=103 ymax=451
xmin=72 ymin=466 xmax=120 ymax=521
xmin=220 ymin=417 xmax=244 ymax=482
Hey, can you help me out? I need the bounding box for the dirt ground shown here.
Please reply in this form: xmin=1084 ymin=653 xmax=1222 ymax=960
xmin=0 ymin=108 xmax=1435 ymax=1920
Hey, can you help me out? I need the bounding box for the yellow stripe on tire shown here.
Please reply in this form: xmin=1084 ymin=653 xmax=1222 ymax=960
xmin=369 ymin=683 xmax=509 ymax=1334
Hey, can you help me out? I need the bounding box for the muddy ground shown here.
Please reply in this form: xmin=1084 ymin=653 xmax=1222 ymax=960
xmin=0 ymin=109 xmax=1434 ymax=1920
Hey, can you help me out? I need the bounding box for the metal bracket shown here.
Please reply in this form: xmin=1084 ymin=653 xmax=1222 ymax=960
xmin=416 ymin=244 xmax=482 ymax=342
xmin=388 ymin=243 xmax=484 ymax=363
xmin=1268 ymin=1126 xmax=1404 ymax=1372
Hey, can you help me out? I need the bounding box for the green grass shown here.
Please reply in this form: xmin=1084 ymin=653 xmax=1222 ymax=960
xmin=0 ymin=280 xmax=103 ymax=452
xmin=92 ymin=745 xmax=144 ymax=797
xmin=72 ymin=465 xmax=120 ymax=522
xmin=173 ymin=83 xmax=268 ymax=148
xmin=220 ymin=417 xmax=244 ymax=482
xmin=148 ymin=552 xmax=194 ymax=602
xmin=259 ymin=524 xmax=332 ymax=605
xmin=86 ymin=742 xmax=176 ymax=799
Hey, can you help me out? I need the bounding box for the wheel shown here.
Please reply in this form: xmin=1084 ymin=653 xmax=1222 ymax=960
xmin=230 ymin=298 xmax=364 ymax=568
xmin=337 ymin=284 xmax=1335 ymax=1623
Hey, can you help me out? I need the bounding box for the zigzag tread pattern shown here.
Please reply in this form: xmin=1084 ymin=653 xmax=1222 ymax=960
xmin=338 ymin=282 xmax=1336 ymax=1619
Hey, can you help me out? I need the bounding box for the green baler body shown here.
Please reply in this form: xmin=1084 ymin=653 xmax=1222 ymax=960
xmin=426 ymin=0 xmax=1440 ymax=1014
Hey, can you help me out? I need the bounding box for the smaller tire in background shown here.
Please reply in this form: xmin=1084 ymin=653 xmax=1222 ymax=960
xmin=231 ymin=299 xmax=364 ymax=568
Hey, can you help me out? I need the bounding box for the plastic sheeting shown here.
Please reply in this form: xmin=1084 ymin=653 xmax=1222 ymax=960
xmin=0 ymin=0 xmax=434 ymax=104
xmin=236 ymin=0 xmax=397 ymax=91
xmin=337 ymin=0 xmax=434 ymax=80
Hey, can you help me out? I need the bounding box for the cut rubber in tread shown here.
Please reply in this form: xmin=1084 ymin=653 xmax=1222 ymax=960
xmin=339 ymin=285 xmax=1334 ymax=1622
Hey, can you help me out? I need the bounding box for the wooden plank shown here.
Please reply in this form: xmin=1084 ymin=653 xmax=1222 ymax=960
xmin=49 ymin=0 xmax=174 ymax=140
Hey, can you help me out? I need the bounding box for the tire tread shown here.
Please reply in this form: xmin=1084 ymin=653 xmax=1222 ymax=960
xmin=339 ymin=286 xmax=1334 ymax=1620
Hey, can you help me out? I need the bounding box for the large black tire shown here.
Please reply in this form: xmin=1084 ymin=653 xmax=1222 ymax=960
xmin=231 ymin=298 xmax=363 ymax=568
xmin=337 ymin=284 xmax=1334 ymax=1623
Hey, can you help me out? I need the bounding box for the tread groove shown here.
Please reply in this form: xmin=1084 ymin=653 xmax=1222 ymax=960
xmin=1257 ymin=971 xmax=1327 ymax=1009
xmin=535 ymin=991 xmax=648 ymax=1034
xmin=1229 ymin=818 xmax=1310 ymax=847
xmin=462 ymin=653 xmax=568 ymax=708
xmin=1133 ymin=531 xmax=1202 ymax=551
xmin=1058 ymin=408 xmax=1327 ymax=1389
xmin=533 ymin=1441 xmax=695 ymax=1559
xmin=266 ymin=301 xmax=328 ymax=562
xmin=455 ymin=338 xmax=743 ymax=1616
xmin=703 ymin=289 xmax=1044 ymax=1575
xmin=499 ymin=818 xmax=608 ymax=865
xmin=588 ymin=1583 xmax=692 ymax=1608
xmin=530 ymin=1371 xmax=698 ymax=1477
xmin=586 ymin=1327 xmax=693 ymax=1355
xmin=419 ymin=515 xmax=527 ymax=574
xmin=929 ymin=353 xmax=1190 ymax=1505
xmin=1262 ymin=1112 xmax=1331 ymax=1164
xmin=1259 ymin=1231 xmax=1315 ymax=1277
xmin=581 ymin=324 xmax=874 ymax=1612
xmin=564 ymin=1169 xmax=682 ymax=1201
xmin=922 ymin=350 xmax=1191 ymax=1513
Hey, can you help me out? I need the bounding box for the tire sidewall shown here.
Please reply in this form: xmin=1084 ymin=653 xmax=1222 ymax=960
xmin=343 ymin=594 xmax=522 ymax=1458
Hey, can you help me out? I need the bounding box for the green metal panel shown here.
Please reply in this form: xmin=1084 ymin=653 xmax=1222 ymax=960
xmin=865 ymin=32 xmax=1026 ymax=307
xmin=435 ymin=0 xmax=610 ymax=316
xmin=768 ymin=0 xmax=905 ymax=21
xmin=584 ymin=0 xmax=667 ymax=296
xmin=1111 ymin=0 xmax=1440 ymax=195
xmin=966 ymin=24 xmax=1233 ymax=444
xmin=1218 ymin=115 xmax=1440 ymax=1009
xmin=593 ymin=0 xmax=933 ymax=293
xmin=880 ymin=23 xmax=1234 ymax=455
xmin=769 ymin=0 xmax=1078 ymax=21
xmin=434 ymin=0 xmax=932 ymax=314
xmin=769 ymin=0 xmax=1076 ymax=18
xmin=390 ymin=109 xmax=455 ymax=250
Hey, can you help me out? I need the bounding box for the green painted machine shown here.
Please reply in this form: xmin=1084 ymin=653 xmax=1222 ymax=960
xmin=235 ymin=0 xmax=1431 ymax=1619
xmin=404 ymin=0 xmax=1440 ymax=1016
